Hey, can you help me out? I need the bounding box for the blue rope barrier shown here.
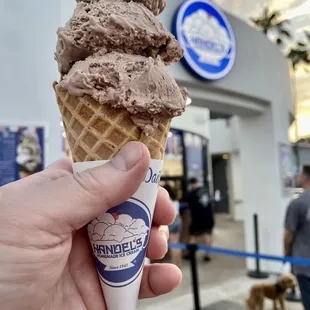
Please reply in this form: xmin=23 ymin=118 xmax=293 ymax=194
xmin=168 ymin=243 xmax=310 ymax=267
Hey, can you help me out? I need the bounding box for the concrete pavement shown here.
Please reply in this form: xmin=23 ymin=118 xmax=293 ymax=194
xmin=138 ymin=215 xmax=303 ymax=310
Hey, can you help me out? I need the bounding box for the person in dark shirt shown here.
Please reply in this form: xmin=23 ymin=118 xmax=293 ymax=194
xmin=186 ymin=177 xmax=214 ymax=262
xmin=284 ymin=165 xmax=310 ymax=309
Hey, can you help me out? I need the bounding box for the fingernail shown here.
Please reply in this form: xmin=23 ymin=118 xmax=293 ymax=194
xmin=160 ymin=230 xmax=168 ymax=257
xmin=162 ymin=187 xmax=170 ymax=199
xmin=159 ymin=226 xmax=169 ymax=242
xmin=111 ymin=142 xmax=143 ymax=171
xmin=161 ymin=231 xmax=168 ymax=242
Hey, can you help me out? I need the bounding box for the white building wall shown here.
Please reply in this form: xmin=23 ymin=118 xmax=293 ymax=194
xmin=161 ymin=1 xmax=293 ymax=273
xmin=209 ymin=119 xmax=233 ymax=154
xmin=210 ymin=118 xmax=245 ymax=221
xmin=209 ymin=117 xmax=240 ymax=154
xmin=0 ymin=0 xmax=63 ymax=165
xmin=172 ymin=105 xmax=210 ymax=140
xmin=230 ymin=152 xmax=245 ymax=221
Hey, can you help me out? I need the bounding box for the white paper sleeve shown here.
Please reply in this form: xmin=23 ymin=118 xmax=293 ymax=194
xmin=73 ymin=159 xmax=163 ymax=310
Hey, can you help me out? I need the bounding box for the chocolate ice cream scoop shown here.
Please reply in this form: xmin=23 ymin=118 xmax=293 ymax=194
xmin=59 ymin=52 xmax=187 ymax=135
xmin=77 ymin=0 xmax=166 ymax=16
xmin=56 ymin=0 xmax=182 ymax=75
xmin=124 ymin=0 xmax=166 ymax=15
xmin=56 ymin=0 xmax=187 ymax=135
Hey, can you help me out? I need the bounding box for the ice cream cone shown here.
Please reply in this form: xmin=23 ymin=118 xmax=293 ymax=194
xmin=54 ymin=80 xmax=173 ymax=310
xmin=53 ymin=1 xmax=186 ymax=308
xmin=53 ymin=82 xmax=171 ymax=161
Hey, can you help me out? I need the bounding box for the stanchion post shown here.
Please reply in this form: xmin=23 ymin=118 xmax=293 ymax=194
xmin=188 ymin=244 xmax=201 ymax=310
xmin=247 ymin=213 xmax=269 ymax=279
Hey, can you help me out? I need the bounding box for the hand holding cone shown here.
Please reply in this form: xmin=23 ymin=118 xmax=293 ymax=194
xmin=53 ymin=0 xmax=187 ymax=309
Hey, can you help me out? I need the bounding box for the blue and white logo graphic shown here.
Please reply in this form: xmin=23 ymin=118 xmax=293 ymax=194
xmin=88 ymin=198 xmax=151 ymax=288
xmin=174 ymin=0 xmax=236 ymax=80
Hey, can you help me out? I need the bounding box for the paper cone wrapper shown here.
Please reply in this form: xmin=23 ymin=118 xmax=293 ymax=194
xmin=53 ymin=83 xmax=170 ymax=310
xmin=74 ymin=160 xmax=162 ymax=310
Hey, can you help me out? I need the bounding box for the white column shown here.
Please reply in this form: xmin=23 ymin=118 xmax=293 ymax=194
xmin=238 ymin=108 xmax=291 ymax=272
xmin=230 ymin=151 xmax=245 ymax=221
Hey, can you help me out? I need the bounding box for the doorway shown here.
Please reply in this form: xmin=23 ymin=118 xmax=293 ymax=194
xmin=212 ymin=154 xmax=230 ymax=213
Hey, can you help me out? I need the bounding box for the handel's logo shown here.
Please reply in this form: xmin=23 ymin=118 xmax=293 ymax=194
xmin=174 ymin=0 xmax=236 ymax=80
xmin=87 ymin=198 xmax=151 ymax=288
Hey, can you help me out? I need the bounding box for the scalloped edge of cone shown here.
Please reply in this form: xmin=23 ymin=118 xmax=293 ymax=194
xmin=53 ymin=82 xmax=171 ymax=161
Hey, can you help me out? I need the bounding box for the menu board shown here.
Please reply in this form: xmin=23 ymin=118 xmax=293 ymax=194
xmin=184 ymin=132 xmax=205 ymax=185
xmin=0 ymin=126 xmax=45 ymax=186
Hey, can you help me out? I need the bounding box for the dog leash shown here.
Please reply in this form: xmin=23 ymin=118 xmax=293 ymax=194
xmin=276 ymin=262 xmax=287 ymax=280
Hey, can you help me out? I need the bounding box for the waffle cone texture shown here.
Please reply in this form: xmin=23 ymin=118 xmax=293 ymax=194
xmin=53 ymin=82 xmax=171 ymax=162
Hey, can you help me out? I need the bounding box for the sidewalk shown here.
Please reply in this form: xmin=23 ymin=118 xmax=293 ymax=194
xmin=138 ymin=215 xmax=303 ymax=310
xmin=138 ymin=275 xmax=302 ymax=310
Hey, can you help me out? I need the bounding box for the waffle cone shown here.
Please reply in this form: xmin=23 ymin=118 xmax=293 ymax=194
xmin=53 ymin=82 xmax=171 ymax=162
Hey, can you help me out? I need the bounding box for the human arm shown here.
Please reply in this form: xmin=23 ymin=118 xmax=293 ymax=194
xmin=284 ymin=228 xmax=294 ymax=257
xmin=284 ymin=200 xmax=300 ymax=257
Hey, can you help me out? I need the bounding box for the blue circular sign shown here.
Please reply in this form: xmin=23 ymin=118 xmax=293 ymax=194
xmin=174 ymin=0 xmax=236 ymax=80
xmin=88 ymin=198 xmax=151 ymax=288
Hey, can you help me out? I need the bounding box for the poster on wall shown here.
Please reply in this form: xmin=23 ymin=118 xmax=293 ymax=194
xmin=165 ymin=129 xmax=183 ymax=160
xmin=184 ymin=132 xmax=206 ymax=185
xmin=162 ymin=129 xmax=184 ymax=177
xmin=279 ymin=143 xmax=295 ymax=197
xmin=0 ymin=126 xmax=45 ymax=186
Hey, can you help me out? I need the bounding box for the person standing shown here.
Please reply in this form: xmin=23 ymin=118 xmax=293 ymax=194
xmin=186 ymin=177 xmax=214 ymax=262
xmin=164 ymin=184 xmax=182 ymax=268
xmin=284 ymin=165 xmax=310 ymax=309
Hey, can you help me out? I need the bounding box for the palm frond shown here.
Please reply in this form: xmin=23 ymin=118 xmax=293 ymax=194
xmin=278 ymin=19 xmax=290 ymax=25
xmin=250 ymin=17 xmax=261 ymax=26
xmin=280 ymin=29 xmax=292 ymax=38
xmin=304 ymin=31 xmax=310 ymax=41
xmin=268 ymin=11 xmax=280 ymax=22
xmin=297 ymin=41 xmax=306 ymax=47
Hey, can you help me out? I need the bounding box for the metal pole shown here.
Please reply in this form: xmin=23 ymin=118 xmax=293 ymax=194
xmin=248 ymin=214 xmax=269 ymax=279
xmin=254 ymin=214 xmax=260 ymax=273
xmin=188 ymin=244 xmax=201 ymax=310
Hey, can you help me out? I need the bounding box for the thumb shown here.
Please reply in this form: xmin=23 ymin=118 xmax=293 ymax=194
xmin=36 ymin=142 xmax=150 ymax=231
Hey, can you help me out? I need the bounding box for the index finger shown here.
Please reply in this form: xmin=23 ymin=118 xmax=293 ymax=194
xmin=152 ymin=187 xmax=176 ymax=226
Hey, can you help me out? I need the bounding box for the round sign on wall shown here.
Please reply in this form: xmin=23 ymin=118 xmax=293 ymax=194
xmin=174 ymin=0 xmax=236 ymax=80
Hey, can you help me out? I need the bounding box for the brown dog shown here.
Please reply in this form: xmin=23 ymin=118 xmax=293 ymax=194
xmin=246 ymin=273 xmax=297 ymax=310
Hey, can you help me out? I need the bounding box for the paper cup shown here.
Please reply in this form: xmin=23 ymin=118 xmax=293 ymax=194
xmin=73 ymin=159 xmax=163 ymax=310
